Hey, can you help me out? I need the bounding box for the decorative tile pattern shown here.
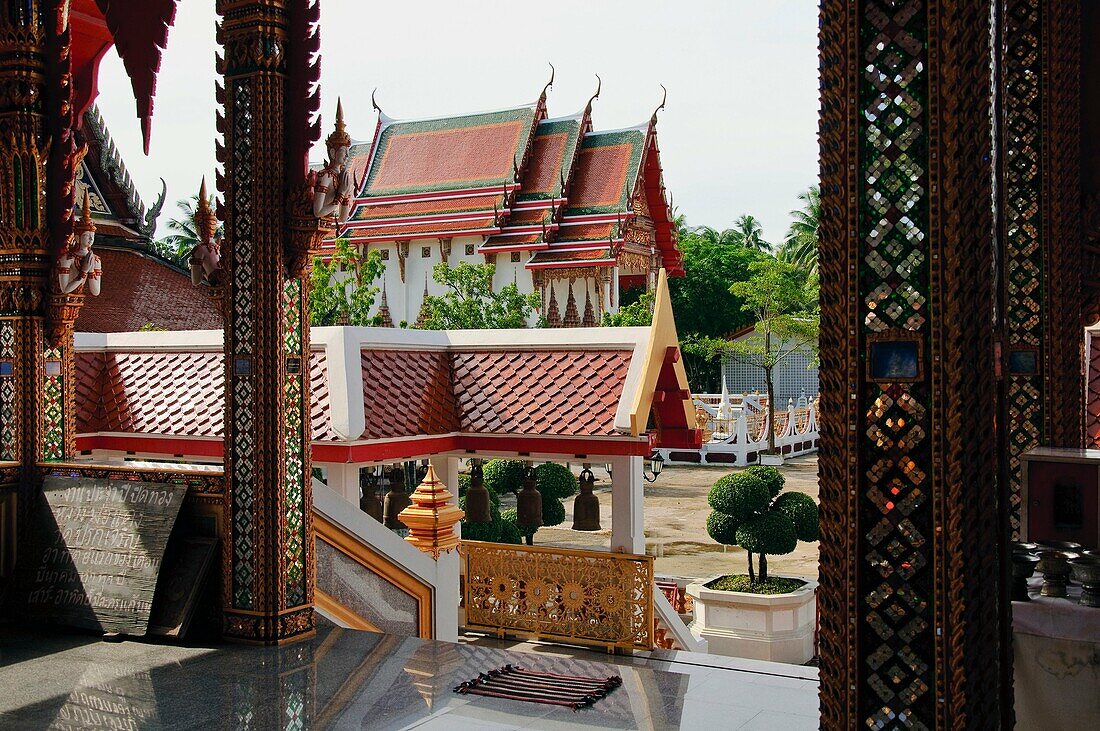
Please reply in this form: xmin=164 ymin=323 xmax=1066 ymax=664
xmin=41 ymin=342 xmax=65 ymax=461
xmin=1002 ymin=0 xmax=1042 ymax=539
xmin=858 ymin=2 xmax=935 ymax=726
xmin=0 ymin=321 xmax=16 ymax=461
xmin=284 ymin=279 xmax=307 ymax=608
xmin=564 ymin=129 xmax=647 ymax=217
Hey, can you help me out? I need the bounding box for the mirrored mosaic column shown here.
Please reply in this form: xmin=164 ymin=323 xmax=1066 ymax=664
xmin=818 ymin=0 xmax=1009 ymax=727
xmin=0 ymin=1 xmax=82 ymax=579
xmin=998 ymin=0 xmax=1082 ymax=539
xmin=218 ymin=0 xmax=321 ymax=644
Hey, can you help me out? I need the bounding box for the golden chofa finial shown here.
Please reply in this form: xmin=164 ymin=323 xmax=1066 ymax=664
xmin=327 ymin=98 xmax=352 ymax=149
xmin=194 ymin=177 xmax=218 ymax=243
xmin=74 ymin=189 xmax=96 ymax=234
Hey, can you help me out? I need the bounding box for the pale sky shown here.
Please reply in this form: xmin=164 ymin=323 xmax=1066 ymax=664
xmin=94 ymin=0 xmax=819 ymax=245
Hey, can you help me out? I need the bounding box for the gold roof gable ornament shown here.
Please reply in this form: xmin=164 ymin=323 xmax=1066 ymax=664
xmin=399 ymin=465 xmax=464 ymax=559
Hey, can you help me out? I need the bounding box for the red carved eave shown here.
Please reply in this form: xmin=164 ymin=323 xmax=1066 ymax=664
xmin=92 ymin=0 xmax=179 ymax=153
xmin=75 ymin=249 xmax=221 ymax=333
xmin=641 ymin=130 xmax=684 ymax=276
xmin=71 ymin=1 xmax=114 ymax=124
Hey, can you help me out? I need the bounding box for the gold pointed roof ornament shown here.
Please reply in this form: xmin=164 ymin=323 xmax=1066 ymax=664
xmin=74 ymin=189 xmax=96 ymax=235
xmin=327 ymin=98 xmax=352 ymax=149
xmin=398 ymin=465 xmax=464 ymax=559
xmin=194 ymin=177 xmax=218 ymax=243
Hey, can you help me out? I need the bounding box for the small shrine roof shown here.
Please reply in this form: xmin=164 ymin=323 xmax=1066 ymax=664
xmin=515 ymin=115 xmax=584 ymax=203
xmin=73 ymin=273 xmax=700 ymax=461
xmin=563 ymin=125 xmax=648 ymax=217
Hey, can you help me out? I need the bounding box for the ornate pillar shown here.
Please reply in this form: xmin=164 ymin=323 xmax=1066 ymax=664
xmin=818 ymin=1 xmax=1009 ymax=727
xmin=0 ymin=1 xmax=83 ymax=557
xmin=998 ymin=0 xmax=1082 ymax=538
xmin=217 ymin=0 xmax=322 ymax=644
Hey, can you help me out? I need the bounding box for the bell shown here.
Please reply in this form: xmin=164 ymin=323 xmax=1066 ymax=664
xmin=572 ymin=466 xmax=601 ymax=531
xmin=516 ymin=466 xmax=543 ymax=529
xmin=359 ymin=467 xmax=383 ymax=523
xmin=384 ymin=466 xmax=412 ymax=530
xmin=465 ymin=461 xmax=492 ymax=524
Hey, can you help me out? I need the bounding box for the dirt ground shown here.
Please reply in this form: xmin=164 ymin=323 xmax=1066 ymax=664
xmin=532 ymin=454 xmax=821 ymax=584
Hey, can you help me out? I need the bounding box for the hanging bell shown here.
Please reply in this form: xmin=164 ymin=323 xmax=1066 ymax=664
xmin=465 ymin=461 xmax=493 ymax=524
xmin=516 ymin=466 xmax=543 ymax=529
xmin=572 ymin=466 xmax=601 ymax=531
xmin=359 ymin=466 xmax=383 ymax=523
xmin=384 ymin=466 xmax=412 ymax=530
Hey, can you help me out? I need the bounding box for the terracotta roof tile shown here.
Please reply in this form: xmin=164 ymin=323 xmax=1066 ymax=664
xmin=516 ymin=118 xmax=582 ymax=202
xmin=310 ymin=350 xmax=338 ymax=441
xmin=76 ymin=248 xmax=222 ymax=333
xmin=362 ymin=107 xmax=538 ymax=197
xmin=360 ymin=350 xmax=460 ymax=439
xmin=480 ymin=233 xmax=545 ymax=251
xmin=451 ymin=350 xmax=631 ymax=436
xmin=565 ymin=128 xmax=646 ymax=216
xmin=350 ymin=194 xmax=502 ymax=222
xmin=554 ymin=222 xmax=618 ymax=243
xmin=351 ymin=216 xmax=498 ymax=241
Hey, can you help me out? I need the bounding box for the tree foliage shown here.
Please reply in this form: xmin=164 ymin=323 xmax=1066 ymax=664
xmin=475 ymin=459 xmax=576 ymax=544
xmin=706 ymin=466 xmax=819 ymax=584
xmin=416 ymin=262 xmax=541 ymax=330
xmin=730 ymin=214 xmax=771 ymax=252
xmin=308 ymin=239 xmax=386 ymax=326
xmin=601 ymin=290 xmax=654 ymax=327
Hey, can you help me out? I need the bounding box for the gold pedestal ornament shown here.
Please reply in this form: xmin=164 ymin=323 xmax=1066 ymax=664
xmin=398 ymin=465 xmax=464 ymax=559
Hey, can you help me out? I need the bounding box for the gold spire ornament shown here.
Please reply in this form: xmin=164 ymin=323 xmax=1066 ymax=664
xmin=326 ymin=98 xmax=352 ymax=150
xmin=73 ymin=189 xmax=96 ymax=235
xmin=398 ymin=465 xmax=464 ymax=558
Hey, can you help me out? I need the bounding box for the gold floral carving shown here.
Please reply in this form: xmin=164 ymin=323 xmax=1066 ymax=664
xmin=460 ymin=541 xmax=655 ymax=652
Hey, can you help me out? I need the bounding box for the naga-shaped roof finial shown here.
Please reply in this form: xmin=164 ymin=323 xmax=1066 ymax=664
xmin=651 ymin=84 xmax=668 ymax=125
xmin=585 ymin=74 xmax=602 ymax=115
xmin=541 ymin=63 xmax=555 ymax=101
xmin=371 ymin=88 xmax=384 ymax=116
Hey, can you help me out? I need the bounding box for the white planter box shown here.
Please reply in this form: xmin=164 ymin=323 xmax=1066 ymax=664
xmin=686 ymin=575 xmax=817 ymax=664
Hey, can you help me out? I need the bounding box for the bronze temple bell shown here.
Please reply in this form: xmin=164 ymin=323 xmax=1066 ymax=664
xmin=464 ymin=460 xmax=493 ymax=524
xmin=359 ymin=466 xmax=383 ymax=523
xmin=571 ymin=465 xmax=601 ymax=531
xmin=383 ymin=464 xmax=412 ymax=530
xmin=516 ymin=465 xmax=543 ymax=529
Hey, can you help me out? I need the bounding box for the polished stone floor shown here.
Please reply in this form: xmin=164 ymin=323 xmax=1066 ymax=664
xmin=0 ymin=624 xmax=819 ymax=730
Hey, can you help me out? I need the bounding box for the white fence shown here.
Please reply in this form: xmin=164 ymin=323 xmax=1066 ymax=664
xmin=656 ymin=390 xmax=819 ymax=465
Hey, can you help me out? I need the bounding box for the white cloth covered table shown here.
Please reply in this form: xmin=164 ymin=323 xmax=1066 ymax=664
xmin=1013 ymin=577 xmax=1100 ymax=730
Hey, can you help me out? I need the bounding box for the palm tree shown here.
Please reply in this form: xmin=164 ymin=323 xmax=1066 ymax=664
xmin=691 ymin=225 xmax=741 ymax=248
xmin=731 ymin=214 xmax=770 ymax=252
xmin=779 ymin=185 xmax=820 ymax=275
xmin=154 ymin=194 xmax=221 ymax=267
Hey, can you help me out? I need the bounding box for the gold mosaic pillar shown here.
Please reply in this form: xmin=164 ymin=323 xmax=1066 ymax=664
xmin=218 ymin=0 xmax=322 ymax=644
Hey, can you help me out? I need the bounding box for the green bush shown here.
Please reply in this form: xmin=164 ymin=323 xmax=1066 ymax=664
xmin=535 ymin=462 xmax=578 ymax=499
xmin=744 ymin=465 xmax=784 ymax=498
xmin=498 ymin=518 xmax=523 ymax=545
xmin=459 ymin=497 xmax=502 ymax=542
xmin=458 ymin=473 xmax=470 ymax=496
xmin=541 ymin=495 xmax=567 ymax=528
xmin=706 ymin=511 xmax=739 ymax=545
xmin=708 ymin=472 xmax=770 ymax=523
xmin=736 ymin=511 xmax=797 ymax=556
xmin=501 ymin=508 xmax=537 ymax=539
xmin=771 ymin=491 xmax=819 ymax=542
xmin=483 ymin=459 xmax=527 ymax=494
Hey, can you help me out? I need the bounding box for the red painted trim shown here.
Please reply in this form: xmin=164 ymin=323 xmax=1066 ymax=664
xmin=344 ymin=208 xmax=506 ymax=229
xmin=78 ymin=432 xmax=650 ymax=463
xmin=353 ymin=183 xmax=520 ymax=206
xmin=479 ymin=241 xmax=551 ymax=254
xmin=345 ymin=226 xmax=501 ymax=244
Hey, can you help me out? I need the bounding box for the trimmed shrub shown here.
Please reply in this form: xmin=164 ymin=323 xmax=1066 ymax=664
xmin=541 ymin=495 xmax=567 ymax=528
xmin=744 ymin=465 xmax=784 ymax=498
xmin=535 ymin=462 xmax=578 ymax=499
xmin=459 ymin=497 xmax=502 ymax=542
xmin=498 ymin=518 xmax=523 ymax=545
xmin=708 ymin=472 xmax=771 ymax=523
xmin=501 ymin=508 xmax=537 ymax=539
xmin=483 ymin=459 xmax=526 ymax=494
xmin=706 ymin=511 xmax=739 ymax=545
xmin=736 ymin=511 xmax=798 ymax=556
xmin=771 ymin=491 xmax=819 ymax=542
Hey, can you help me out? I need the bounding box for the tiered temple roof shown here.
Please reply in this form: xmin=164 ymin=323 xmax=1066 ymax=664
xmin=336 ymin=81 xmax=683 ymax=276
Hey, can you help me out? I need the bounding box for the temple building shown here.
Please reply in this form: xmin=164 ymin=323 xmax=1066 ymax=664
xmin=330 ymin=79 xmax=684 ymax=327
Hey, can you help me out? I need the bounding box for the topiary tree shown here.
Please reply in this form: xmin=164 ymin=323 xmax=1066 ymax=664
xmin=480 ymin=460 xmax=577 ymax=544
xmin=483 ymin=459 xmax=527 ymax=495
xmin=706 ymin=466 xmax=818 ymax=583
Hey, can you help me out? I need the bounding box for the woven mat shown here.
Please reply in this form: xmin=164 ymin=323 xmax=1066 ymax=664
xmin=453 ymin=664 xmax=622 ymax=711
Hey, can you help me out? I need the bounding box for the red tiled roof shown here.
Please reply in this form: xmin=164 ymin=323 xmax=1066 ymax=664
xmin=310 ymin=349 xmax=338 ymax=441
xmin=75 ymin=351 xmax=224 ymax=437
xmin=480 ymin=233 xmax=545 ymax=251
xmin=360 ymin=350 xmax=460 ymax=439
xmin=451 ymin=350 xmax=632 ymax=436
xmin=555 ymin=222 xmax=618 ymax=243
xmin=505 ymin=208 xmax=553 ymax=227
xmin=527 ymin=248 xmax=616 ymax=268
xmin=75 ymin=248 xmax=222 ymax=333
xmin=348 ymin=216 xmax=498 ymax=241
xmin=351 ymin=194 xmax=501 ymax=222
xmin=361 ymin=107 xmax=539 ymax=197
xmin=570 ymin=144 xmax=634 ymax=210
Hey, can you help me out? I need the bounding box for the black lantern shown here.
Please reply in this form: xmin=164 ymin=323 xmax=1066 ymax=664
xmin=516 ymin=465 xmax=543 ymax=529
xmin=359 ymin=466 xmax=383 ymax=522
xmin=572 ymin=465 xmax=601 ymax=531
xmin=643 ymin=453 xmax=665 ymax=483
xmin=383 ymin=466 xmax=412 ymax=530
xmin=465 ymin=460 xmax=493 ymax=524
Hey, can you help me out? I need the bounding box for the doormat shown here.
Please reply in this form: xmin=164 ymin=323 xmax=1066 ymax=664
xmin=453 ymin=664 xmax=622 ymax=711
